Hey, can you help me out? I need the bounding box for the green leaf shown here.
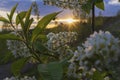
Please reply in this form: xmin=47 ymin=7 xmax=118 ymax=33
xmin=38 ymin=62 xmax=63 ymax=80
xmin=1 ymin=52 xmax=15 ymax=64
xmin=95 ymin=1 xmax=104 ymax=10
xmin=37 ymin=34 xmax=47 ymax=41
xmin=92 ymin=71 xmax=106 ymax=80
xmin=25 ymin=6 xmax=32 ymax=22
xmin=9 ymin=3 xmax=18 ymax=21
xmin=11 ymin=58 xmax=28 ymax=76
xmin=31 ymin=12 xmax=61 ymax=42
xmin=81 ymin=3 xmax=92 ymax=14
xmin=60 ymin=55 xmax=72 ymax=66
xmin=7 ymin=13 xmax=10 ymax=20
xmin=24 ymin=6 xmax=32 ymax=32
xmin=17 ymin=14 xmax=25 ymax=31
xmin=16 ymin=11 xmax=27 ymax=25
xmin=26 ymin=18 xmax=34 ymax=33
xmin=94 ymin=0 xmax=103 ymax=3
xmin=34 ymin=41 xmax=48 ymax=53
xmin=81 ymin=0 xmax=104 ymax=13
xmin=0 ymin=17 xmax=9 ymax=23
xmin=0 ymin=34 xmax=21 ymax=40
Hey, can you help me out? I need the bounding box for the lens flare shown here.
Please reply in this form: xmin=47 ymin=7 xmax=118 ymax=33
xmin=55 ymin=18 xmax=79 ymax=24
xmin=66 ymin=18 xmax=75 ymax=24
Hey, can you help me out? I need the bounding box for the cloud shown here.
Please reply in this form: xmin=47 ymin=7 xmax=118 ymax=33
xmin=108 ymin=0 xmax=120 ymax=5
xmin=0 ymin=0 xmax=120 ymax=17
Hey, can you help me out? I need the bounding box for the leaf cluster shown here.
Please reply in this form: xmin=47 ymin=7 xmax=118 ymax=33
xmin=0 ymin=4 xmax=64 ymax=79
xmin=81 ymin=0 xmax=104 ymax=14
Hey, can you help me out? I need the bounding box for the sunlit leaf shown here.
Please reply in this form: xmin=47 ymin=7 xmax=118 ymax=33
xmin=0 ymin=17 xmax=9 ymax=23
xmin=0 ymin=34 xmax=21 ymax=40
xmin=25 ymin=6 xmax=32 ymax=22
xmin=17 ymin=14 xmax=25 ymax=31
xmin=95 ymin=1 xmax=104 ymax=10
xmin=7 ymin=13 xmax=10 ymax=20
xmin=24 ymin=6 xmax=32 ymax=32
xmin=31 ymin=11 xmax=61 ymax=42
xmin=26 ymin=18 xmax=34 ymax=33
xmin=9 ymin=3 xmax=18 ymax=21
xmin=16 ymin=11 xmax=27 ymax=25
xmin=37 ymin=34 xmax=47 ymax=40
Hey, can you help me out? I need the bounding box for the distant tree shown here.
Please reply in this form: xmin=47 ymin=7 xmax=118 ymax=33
xmin=2 ymin=22 xmax=11 ymax=31
xmin=117 ymin=9 xmax=120 ymax=16
xmin=43 ymin=0 xmax=104 ymax=32
xmin=98 ymin=11 xmax=103 ymax=17
xmin=92 ymin=11 xmax=103 ymax=28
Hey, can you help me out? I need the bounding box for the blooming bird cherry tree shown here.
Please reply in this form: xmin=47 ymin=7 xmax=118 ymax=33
xmin=0 ymin=4 xmax=64 ymax=79
xmin=0 ymin=3 xmax=120 ymax=80
xmin=3 ymin=76 xmax=36 ymax=80
xmin=7 ymin=32 xmax=31 ymax=58
xmin=47 ymin=32 xmax=76 ymax=50
xmin=47 ymin=32 xmax=77 ymax=59
xmin=68 ymin=30 xmax=120 ymax=79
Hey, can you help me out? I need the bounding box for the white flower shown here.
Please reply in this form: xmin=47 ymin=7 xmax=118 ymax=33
xmin=83 ymin=30 xmax=120 ymax=62
xmin=6 ymin=32 xmax=31 ymax=58
xmin=70 ymin=46 xmax=84 ymax=63
xmin=68 ymin=30 xmax=120 ymax=79
xmin=7 ymin=40 xmax=31 ymax=58
xmin=67 ymin=62 xmax=78 ymax=78
xmin=104 ymin=77 xmax=110 ymax=80
xmin=3 ymin=76 xmax=36 ymax=80
xmin=47 ymin=32 xmax=77 ymax=59
xmin=47 ymin=32 xmax=77 ymax=50
xmin=47 ymin=32 xmax=55 ymax=39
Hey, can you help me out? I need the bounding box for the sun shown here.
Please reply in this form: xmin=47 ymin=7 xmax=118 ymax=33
xmin=66 ymin=18 xmax=75 ymax=24
xmin=54 ymin=18 xmax=79 ymax=24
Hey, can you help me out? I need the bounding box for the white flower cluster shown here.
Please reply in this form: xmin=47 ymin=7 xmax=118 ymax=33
xmin=7 ymin=32 xmax=31 ymax=58
xmin=47 ymin=32 xmax=77 ymax=59
xmin=68 ymin=30 xmax=120 ymax=79
xmin=3 ymin=76 xmax=36 ymax=80
xmin=47 ymin=32 xmax=77 ymax=50
xmin=83 ymin=31 xmax=120 ymax=62
xmin=104 ymin=77 xmax=110 ymax=80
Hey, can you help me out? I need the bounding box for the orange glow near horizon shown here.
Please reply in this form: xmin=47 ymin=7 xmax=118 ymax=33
xmin=55 ymin=18 xmax=80 ymax=24
xmin=53 ymin=18 xmax=81 ymax=30
xmin=66 ymin=18 xmax=77 ymax=24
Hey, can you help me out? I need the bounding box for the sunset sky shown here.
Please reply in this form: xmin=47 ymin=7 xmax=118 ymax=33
xmin=0 ymin=0 xmax=120 ymax=29
xmin=0 ymin=0 xmax=120 ymax=17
